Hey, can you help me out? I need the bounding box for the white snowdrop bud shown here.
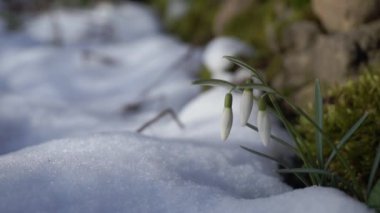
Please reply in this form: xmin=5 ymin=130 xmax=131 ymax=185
xmin=240 ymin=80 xmax=254 ymax=126
xmin=257 ymin=96 xmax=271 ymax=146
xmin=221 ymin=93 xmax=233 ymax=141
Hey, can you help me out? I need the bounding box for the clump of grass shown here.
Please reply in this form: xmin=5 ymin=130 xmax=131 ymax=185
xmin=297 ymin=71 xmax=380 ymax=202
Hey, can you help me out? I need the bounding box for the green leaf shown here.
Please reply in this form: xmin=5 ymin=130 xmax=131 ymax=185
xmin=368 ymin=143 xmax=380 ymax=196
xmin=240 ymin=145 xmax=309 ymax=186
xmin=240 ymin=145 xmax=285 ymax=166
xmin=267 ymin=94 xmax=316 ymax=170
xmin=368 ymin=179 xmax=380 ymax=211
xmin=274 ymin=93 xmax=353 ymax=177
xmin=237 ymin=83 xmax=276 ymax=93
xmin=246 ymin=122 xmax=297 ymax=152
xmin=325 ymin=112 xmax=369 ymax=169
xmin=193 ymin=79 xmax=236 ymax=89
xmin=278 ymin=168 xmax=334 ymax=176
xmin=223 ymin=56 xmax=265 ymax=82
xmin=315 ymin=79 xmax=324 ymax=167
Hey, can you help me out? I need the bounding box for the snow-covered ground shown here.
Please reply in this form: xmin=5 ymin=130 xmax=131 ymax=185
xmin=0 ymin=2 xmax=374 ymax=212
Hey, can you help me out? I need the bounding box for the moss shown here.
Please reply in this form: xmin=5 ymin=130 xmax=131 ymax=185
xmin=296 ymin=71 xmax=380 ymax=200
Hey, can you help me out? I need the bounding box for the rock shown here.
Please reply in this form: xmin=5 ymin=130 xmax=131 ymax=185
xmin=312 ymin=0 xmax=380 ymax=32
xmin=280 ymin=19 xmax=380 ymax=88
xmin=280 ymin=51 xmax=314 ymax=87
xmin=311 ymin=34 xmax=359 ymax=83
xmin=276 ymin=21 xmax=320 ymax=89
xmin=282 ymin=21 xmax=320 ymax=52
xmin=347 ymin=20 xmax=380 ymax=62
xmin=311 ymin=20 xmax=380 ymax=83
xmin=293 ymin=83 xmax=315 ymax=108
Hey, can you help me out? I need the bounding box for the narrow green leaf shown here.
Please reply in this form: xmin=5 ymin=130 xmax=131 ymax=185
xmin=315 ymin=79 xmax=324 ymax=167
xmin=368 ymin=143 xmax=380 ymax=195
xmin=240 ymin=145 xmax=309 ymax=186
xmin=267 ymin=94 xmax=316 ymax=168
xmin=277 ymin=93 xmax=325 ymax=134
xmin=368 ymin=179 xmax=380 ymax=211
xmin=223 ymin=56 xmax=265 ymax=82
xmin=240 ymin=145 xmax=285 ymax=166
xmin=193 ymin=79 xmax=236 ymax=89
xmin=246 ymin=122 xmax=297 ymax=152
xmin=274 ymin=93 xmax=353 ymax=176
xmin=237 ymin=84 xmax=276 ymax=93
xmin=325 ymin=112 xmax=369 ymax=169
xmin=280 ymin=168 xmax=361 ymax=197
xmin=278 ymin=168 xmax=333 ymax=176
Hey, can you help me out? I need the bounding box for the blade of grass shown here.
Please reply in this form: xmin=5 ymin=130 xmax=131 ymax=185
xmin=278 ymin=168 xmax=333 ymax=176
xmin=240 ymin=145 xmax=309 ymax=186
xmin=324 ymin=112 xmax=369 ymax=169
xmin=246 ymin=122 xmax=297 ymax=152
xmin=315 ymin=79 xmax=324 ymax=167
xmin=223 ymin=56 xmax=265 ymax=82
xmin=237 ymin=83 xmax=276 ymax=93
xmin=279 ymin=168 xmax=360 ymax=197
xmin=241 ymin=145 xmax=284 ymax=166
xmin=267 ymin=95 xmax=314 ymax=165
xmin=193 ymin=79 xmax=236 ymax=89
xmin=367 ymin=143 xmax=380 ymax=196
xmin=267 ymin=94 xmax=319 ymax=185
xmin=273 ymin=92 xmax=353 ymax=181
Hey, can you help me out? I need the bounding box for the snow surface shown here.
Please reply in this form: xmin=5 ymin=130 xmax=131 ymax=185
xmin=0 ymin=133 xmax=372 ymax=213
xmin=0 ymin=2 xmax=374 ymax=213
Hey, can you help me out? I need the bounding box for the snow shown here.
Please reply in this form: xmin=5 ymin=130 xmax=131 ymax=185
xmin=0 ymin=2 xmax=374 ymax=213
xmin=26 ymin=2 xmax=161 ymax=45
xmin=0 ymin=2 xmax=201 ymax=153
xmin=0 ymin=133 xmax=372 ymax=213
xmin=203 ymin=37 xmax=254 ymax=82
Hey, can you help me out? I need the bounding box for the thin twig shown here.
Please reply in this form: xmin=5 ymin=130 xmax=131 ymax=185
xmin=136 ymin=108 xmax=185 ymax=133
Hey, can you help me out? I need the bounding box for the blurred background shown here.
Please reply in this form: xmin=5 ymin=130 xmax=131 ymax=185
xmin=0 ymin=0 xmax=379 ymax=152
xmin=2 ymin=0 xmax=380 ymax=103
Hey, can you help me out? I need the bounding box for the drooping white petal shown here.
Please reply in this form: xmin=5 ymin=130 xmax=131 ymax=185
xmin=257 ymin=110 xmax=271 ymax=146
xmin=240 ymin=89 xmax=253 ymax=126
xmin=221 ymin=108 xmax=233 ymax=141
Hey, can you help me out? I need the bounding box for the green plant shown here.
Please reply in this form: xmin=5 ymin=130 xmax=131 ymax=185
xmin=297 ymin=71 xmax=380 ymax=201
xmin=193 ymin=57 xmax=379 ymax=210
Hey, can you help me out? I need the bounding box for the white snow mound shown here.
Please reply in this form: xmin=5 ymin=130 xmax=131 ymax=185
xmin=0 ymin=132 xmax=372 ymax=213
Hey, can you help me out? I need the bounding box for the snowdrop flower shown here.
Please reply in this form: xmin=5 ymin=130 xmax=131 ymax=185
xmin=221 ymin=93 xmax=233 ymax=141
xmin=240 ymin=80 xmax=254 ymax=126
xmin=257 ymin=96 xmax=271 ymax=146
